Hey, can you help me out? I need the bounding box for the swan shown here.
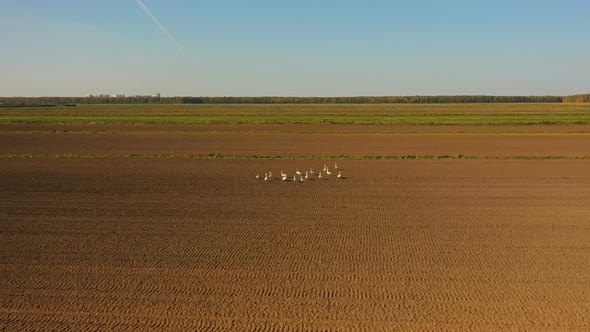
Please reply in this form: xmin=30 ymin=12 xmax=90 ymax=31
xmin=256 ymin=174 xmax=260 ymax=180
xmin=326 ymin=168 xmax=332 ymax=176
xmin=335 ymin=162 xmax=339 ymax=170
xmin=305 ymin=171 xmax=309 ymax=179
xmin=318 ymin=171 xmax=323 ymax=179
xmin=295 ymin=169 xmax=302 ymax=175
xmin=337 ymin=171 xmax=342 ymax=178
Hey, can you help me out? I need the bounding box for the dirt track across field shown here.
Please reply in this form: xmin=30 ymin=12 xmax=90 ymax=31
xmin=2 ymin=132 xmax=590 ymax=157
xmin=1 ymin=158 xmax=589 ymax=330
xmin=3 ymin=123 xmax=590 ymax=133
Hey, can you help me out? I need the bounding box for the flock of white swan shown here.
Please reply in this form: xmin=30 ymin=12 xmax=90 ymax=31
xmin=257 ymin=162 xmax=345 ymax=182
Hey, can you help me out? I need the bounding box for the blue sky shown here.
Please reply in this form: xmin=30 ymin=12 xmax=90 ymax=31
xmin=1 ymin=0 xmax=589 ymax=96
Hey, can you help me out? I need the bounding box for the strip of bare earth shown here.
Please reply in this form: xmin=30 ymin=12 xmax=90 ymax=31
xmin=4 ymin=133 xmax=590 ymax=157
xmin=3 ymin=123 xmax=590 ymax=134
xmin=5 ymin=130 xmax=590 ymax=135
xmin=2 ymin=116 xmax=590 ymax=125
xmin=2 ymin=154 xmax=589 ymax=160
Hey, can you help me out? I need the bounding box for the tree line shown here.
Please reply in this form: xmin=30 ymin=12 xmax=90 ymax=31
xmin=562 ymin=94 xmax=590 ymax=103
xmin=1 ymin=95 xmax=585 ymax=106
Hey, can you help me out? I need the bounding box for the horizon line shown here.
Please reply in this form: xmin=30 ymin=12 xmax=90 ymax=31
xmin=2 ymin=94 xmax=587 ymax=98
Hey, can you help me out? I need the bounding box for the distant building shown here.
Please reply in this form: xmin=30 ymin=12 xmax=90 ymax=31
xmin=88 ymin=93 xmax=111 ymax=98
xmin=87 ymin=93 xmax=157 ymax=98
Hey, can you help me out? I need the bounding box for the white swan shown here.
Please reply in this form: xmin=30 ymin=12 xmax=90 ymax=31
xmin=295 ymin=169 xmax=302 ymax=175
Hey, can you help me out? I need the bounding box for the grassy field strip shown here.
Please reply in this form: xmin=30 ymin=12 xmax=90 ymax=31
xmin=3 ymin=115 xmax=590 ymax=125
xmin=1 ymin=103 xmax=589 ymax=114
xmin=2 ymin=153 xmax=590 ymax=160
xmin=4 ymin=130 xmax=590 ymax=135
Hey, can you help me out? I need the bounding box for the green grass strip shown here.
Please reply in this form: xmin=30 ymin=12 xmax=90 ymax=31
xmin=2 ymin=114 xmax=590 ymax=125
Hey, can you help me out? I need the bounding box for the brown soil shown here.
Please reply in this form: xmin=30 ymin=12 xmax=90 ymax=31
xmin=2 ymin=132 xmax=590 ymax=157
xmin=1 ymin=158 xmax=589 ymax=330
xmin=2 ymin=123 xmax=590 ymax=133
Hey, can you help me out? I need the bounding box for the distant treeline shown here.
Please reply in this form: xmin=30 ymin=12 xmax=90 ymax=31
xmin=0 ymin=95 xmax=584 ymax=106
xmin=563 ymin=94 xmax=590 ymax=103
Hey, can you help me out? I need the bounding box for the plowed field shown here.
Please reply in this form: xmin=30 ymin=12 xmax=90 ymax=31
xmin=3 ymin=123 xmax=590 ymax=133
xmin=1 ymin=104 xmax=590 ymax=330
xmin=1 ymin=158 xmax=589 ymax=330
xmin=3 ymin=132 xmax=590 ymax=157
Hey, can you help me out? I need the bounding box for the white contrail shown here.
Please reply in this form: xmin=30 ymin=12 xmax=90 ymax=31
xmin=135 ymin=0 xmax=182 ymax=50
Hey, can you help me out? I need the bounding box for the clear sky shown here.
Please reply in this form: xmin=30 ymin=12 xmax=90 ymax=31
xmin=1 ymin=0 xmax=589 ymax=97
